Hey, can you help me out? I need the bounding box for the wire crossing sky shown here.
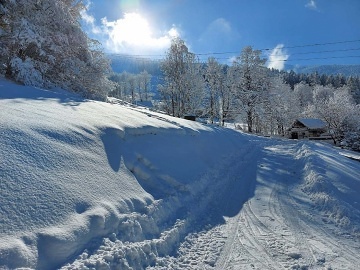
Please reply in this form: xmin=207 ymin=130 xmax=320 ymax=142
xmin=82 ymin=0 xmax=360 ymax=69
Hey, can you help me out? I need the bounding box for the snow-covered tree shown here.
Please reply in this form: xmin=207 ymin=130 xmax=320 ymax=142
xmin=346 ymin=76 xmax=360 ymax=104
xmin=294 ymin=82 xmax=314 ymax=108
xmin=160 ymin=37 xmax=204 ymax=117
xmin=0 ymin=0 xmax=113 ymax=100
xmin=204 ymin=57 xmax=223 ymax=124
xmin=183 ymin=59 xmax=204 ymax=116
xmin=138 ymin=70 xmax=152 ymax=101
xmin=232 ymin=46 xmax=269 ymax=133
xmin=218 ymin=66 xmax=234 ymax=126
xmin=313 ymin=85 xmax=334 ymax=103
xmin=313 ymin=86 xmax=359 ymax=145
xmin=266 ymin=75 xmax=299 ymax=135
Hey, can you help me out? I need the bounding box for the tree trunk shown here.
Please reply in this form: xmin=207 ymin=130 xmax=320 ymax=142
xmin=247 ymin=110 xmax=253 ymax=133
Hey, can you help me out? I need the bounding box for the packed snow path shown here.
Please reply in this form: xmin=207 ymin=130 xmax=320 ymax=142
xmin=1 ymin=79 xmax=360 ymax=269
xmin=212 ymin=141 xmax=360 ymax=270
xmin=64 ymin=138 xmax=360 ymax=270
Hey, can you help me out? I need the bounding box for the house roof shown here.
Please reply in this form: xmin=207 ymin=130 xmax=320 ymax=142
xmin=297 ymin=118 xmax=327 ymax=129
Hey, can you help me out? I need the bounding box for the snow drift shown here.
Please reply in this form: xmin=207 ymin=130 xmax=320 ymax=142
xmin=1 ymin=78 xmax=360 ymax=270
xmin=0 ymin=78 xmax=248 ymax=269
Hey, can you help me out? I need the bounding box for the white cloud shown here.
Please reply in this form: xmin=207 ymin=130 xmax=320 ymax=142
xmin=82 ymin=10 xmax=179 ymax=55
xmin=208 ymin=18 xmax=232 ymax=35
xmin=267 ymin=44 xmax=289 ymax=71
xmin=81 ymin=10 xmax=102 ymax=34
xmin=199 ymin=18 xmax=239 ymax=43
xmin=305 ymin=0 xmax=317 ymax=10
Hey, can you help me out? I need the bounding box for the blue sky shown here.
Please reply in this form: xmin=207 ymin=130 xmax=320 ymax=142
xmin=81 ymin=0 xmax=360 ymax=69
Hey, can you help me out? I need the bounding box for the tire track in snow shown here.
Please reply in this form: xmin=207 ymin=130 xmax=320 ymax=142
xmin=284 ymin=182 xmax=360 ymax=268
xmin=214 ymin=141 xmax=261 ymax=270
xmin=263 ymin=143 xmax=320 ymax=269
xmin=284 ymin=142 xmax=360 ymax=269
xmin=276 ymin=181 xmax=319 ymax=268
xmin=234 ymin=202 xmax=281 ymax=270
xmin=303 ymin=220 xmax=360 ymax=267
xmin=243 ymin=199 xmax=292 ymax=268
xmin=214 ymin=214 xmax=242 ymax=269
xmin=147 ymin=139 xmax=260 ymax=269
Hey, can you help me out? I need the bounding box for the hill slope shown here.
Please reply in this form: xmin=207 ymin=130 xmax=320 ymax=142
xmin=1 ymin=78 xmax=360 ymax=270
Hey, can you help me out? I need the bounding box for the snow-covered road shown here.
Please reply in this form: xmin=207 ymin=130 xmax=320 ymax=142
xmin=213 ymin=141 xmax=360 ymax=270
xmin=63 ymin=138 xmax=360 ymax=270
xmin=1 ymin=79 xmax=360 ymax=269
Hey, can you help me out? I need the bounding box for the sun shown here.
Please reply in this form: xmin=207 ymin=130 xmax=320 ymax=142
xmin=101 ymin=12 xmax=179 ymax=54
xmin=103 ymin=12 xmax=152 ymax=46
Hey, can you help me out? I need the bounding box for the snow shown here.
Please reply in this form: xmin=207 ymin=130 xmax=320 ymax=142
xmin=297 ymin=118 xmax=327 ymax=129
xmin=1 ymin=77 xmax=360 ymax=270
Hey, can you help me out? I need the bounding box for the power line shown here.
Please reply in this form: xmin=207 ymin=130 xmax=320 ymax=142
xmin=196 ymin=39 xmax=360 ymax=56
xmin=267 ymin=55 xmax=360 ymax=63
xmin=110 ymin=39 xmax=360 ymax=58
xmin=285 ymin=47 xmax=360 ymax=56
xmin=198 ymin=55 xmax=360 ymax=63
xmin=270 ymin=39 xmax=360 ymax=51
xmin=109 ymin=39 xmax=360 ymax=64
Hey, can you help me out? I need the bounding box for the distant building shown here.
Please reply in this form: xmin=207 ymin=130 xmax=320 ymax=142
xmin=184 ymin=115 xmax=196 ymax=121
xmin=288 ymin=118 xmax=328 ymax=139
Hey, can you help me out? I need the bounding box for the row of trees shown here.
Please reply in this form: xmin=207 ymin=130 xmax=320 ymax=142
xmin=0 ymin=0 xmax=113 ymax=99
xmin=108 ymin=71 xmax=152 ymax=104
xmin=158 ymin=38 xmax=360 ymax=148
xmin=279 ymin=70 xmax=360 ymax=103
xmin=158 ymin=38 xmax=282 ymax=132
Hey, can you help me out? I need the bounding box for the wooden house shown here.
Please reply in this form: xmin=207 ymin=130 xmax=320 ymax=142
xmin=288 ymin=118 xmax=327 ymax=139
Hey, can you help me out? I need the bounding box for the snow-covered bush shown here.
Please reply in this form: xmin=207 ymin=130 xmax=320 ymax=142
xmin=9 ymin=57 xmax=44 ymax=87
xmin=342 ymin=131 xmax=360 ymax=152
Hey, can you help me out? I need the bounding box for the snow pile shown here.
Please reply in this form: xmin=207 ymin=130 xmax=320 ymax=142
xmin=296 ymin=142 xmax=360 ymax=234
xmin=1 ymin=77 xmax=360 ymax=269
xmin=0 ymin=78 xmax=247 ymax=269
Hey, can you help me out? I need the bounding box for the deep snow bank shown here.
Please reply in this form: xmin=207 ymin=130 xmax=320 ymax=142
xmin=295 ymin=142 xmax=360 ymax=234
xmin=0 ymin=78 xmax=248 ymax=269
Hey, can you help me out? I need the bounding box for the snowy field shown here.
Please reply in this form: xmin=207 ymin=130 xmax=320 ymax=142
xmin=1 ymin=77 xmax=360 ymax=270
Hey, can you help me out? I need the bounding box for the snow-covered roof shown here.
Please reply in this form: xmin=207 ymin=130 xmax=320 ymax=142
xmin=297 ymin=118 xmax=327 ymax=129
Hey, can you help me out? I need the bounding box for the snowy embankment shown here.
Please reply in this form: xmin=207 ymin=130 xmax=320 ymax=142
xmin=1 ymin=78 xmax=360 ymax=270
xmin=0 ymin=78 xmax=248 ymax=269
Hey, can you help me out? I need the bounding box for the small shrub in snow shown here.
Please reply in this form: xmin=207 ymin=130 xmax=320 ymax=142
xmin=10 ymin=57 xmax=44 ymax=87
xmin=341 ymin=131 xmax=360 ymax=152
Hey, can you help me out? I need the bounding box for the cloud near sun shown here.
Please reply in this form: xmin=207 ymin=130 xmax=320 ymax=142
xmin=83 ymin=9 xmax=179 ymax=54
xmin=102 ymin=13 xmax=178 ymax=53
xmin=82 ymin=10 xmax=179 ymax=55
